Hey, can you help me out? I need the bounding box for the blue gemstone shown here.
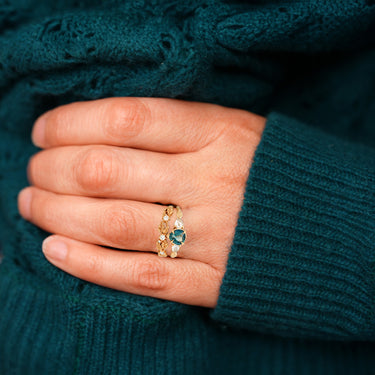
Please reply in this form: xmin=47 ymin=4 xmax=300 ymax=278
xmin=169 ymin=229 xmax=186 ymax=245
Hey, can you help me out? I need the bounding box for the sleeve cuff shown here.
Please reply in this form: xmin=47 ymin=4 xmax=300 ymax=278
xmin=208 ymin=110 xmax=375 ymax=340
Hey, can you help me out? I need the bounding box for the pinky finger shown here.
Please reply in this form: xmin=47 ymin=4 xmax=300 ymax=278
xmin=42 ymin=234 xmax=222 ymax=308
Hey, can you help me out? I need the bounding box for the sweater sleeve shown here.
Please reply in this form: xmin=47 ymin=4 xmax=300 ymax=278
xmin=208 ymin=110 xmax=375 ymax=341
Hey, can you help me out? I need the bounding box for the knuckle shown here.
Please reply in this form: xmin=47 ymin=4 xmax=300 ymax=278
xmin=211 ymin=162 xmax=249 ymax=192
xmin=133 ymin=259 xmax=169 ymax=290
xmin=208 ymin=125 xmax=255 ymax=189
xmin=103 ymin=98 xmax=150 ymax=141
xmin=75 ymin=147 xmax=119 ymax=192
xmin=101 ymin=204 xmax=139 ymax=246
xmin=85 ymin=253 xmax=103 ymax=276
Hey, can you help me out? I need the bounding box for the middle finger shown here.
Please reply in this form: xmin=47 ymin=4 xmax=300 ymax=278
xmin=28 ymin=144 xmax=193 ymax=204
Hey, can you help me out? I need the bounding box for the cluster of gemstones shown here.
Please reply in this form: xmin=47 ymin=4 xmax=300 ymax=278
xmin=156 ymin=205 xmax=186 ymax=258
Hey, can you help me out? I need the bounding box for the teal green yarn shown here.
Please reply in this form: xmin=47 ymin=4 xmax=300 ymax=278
xmin=1 ymin=1 xmax=375 ymax=374
xmin=210 ymin=111 xmax=375 ymax=341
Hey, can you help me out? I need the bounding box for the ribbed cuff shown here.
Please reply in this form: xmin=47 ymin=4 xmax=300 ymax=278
xmin=209 ymin=111 xmax=375 ymax=340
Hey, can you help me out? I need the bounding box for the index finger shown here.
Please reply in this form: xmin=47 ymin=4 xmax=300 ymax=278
xmin=31 ymin=97 xmax=240 ymax=153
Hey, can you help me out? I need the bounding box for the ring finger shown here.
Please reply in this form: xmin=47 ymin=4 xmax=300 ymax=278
xmin=17 ymin=186 xmax=211 ymax=262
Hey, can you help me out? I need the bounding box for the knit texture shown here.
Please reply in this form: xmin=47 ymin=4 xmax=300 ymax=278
xmin=1 ymin=1 xmax=375 ymax=374
xmin=209 ymin=110 xmax=375 ymax=340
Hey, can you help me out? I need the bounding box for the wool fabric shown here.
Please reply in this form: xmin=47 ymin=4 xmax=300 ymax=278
xmin=0 ymin=1 xmax=375 ymax=374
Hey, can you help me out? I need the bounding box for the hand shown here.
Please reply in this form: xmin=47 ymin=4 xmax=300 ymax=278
xmin=17 ymin=98 xmax=266 ymax=308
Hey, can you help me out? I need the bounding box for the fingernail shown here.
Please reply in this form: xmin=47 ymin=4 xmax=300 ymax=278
xmin=42 ymin=237 xmax=68 ymax=262
xmin=32 ymin=116 xmax=46 ymax=147
xmin=18 ymin=187 xmax=32 ymax=220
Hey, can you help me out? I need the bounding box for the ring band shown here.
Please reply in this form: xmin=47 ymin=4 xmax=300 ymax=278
xmin=169 ymin=205 xmax=186 ymax=258
xmin=156 ymin=205 xmax=186 ymax=258
xmin=156 ymin=205 xmax=174 ymax=257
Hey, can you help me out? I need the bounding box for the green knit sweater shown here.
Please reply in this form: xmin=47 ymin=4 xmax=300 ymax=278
xmin=0 ymin=1 xmax=375 ymax=374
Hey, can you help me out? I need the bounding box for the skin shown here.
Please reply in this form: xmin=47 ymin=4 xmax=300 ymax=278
xmin=17 ymin=97 xmax=266 ymax=308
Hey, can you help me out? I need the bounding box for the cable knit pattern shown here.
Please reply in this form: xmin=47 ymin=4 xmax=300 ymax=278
xmin=1 ymin=1 xmax=375 ymax=374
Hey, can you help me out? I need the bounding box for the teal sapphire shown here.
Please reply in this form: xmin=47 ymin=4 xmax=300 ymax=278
xmin=169 ymin=229 xmax=186 ymax=245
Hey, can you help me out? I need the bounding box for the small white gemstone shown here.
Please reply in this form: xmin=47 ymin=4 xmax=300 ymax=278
xmin=172 ymin=244 xmax=180 ymax=252
xmin=163 ymin=215 xmax=169 ymax=221
xmin=175 ymin=219 xmax=184 ymax=229
xmin=159 ymin=234 xmax=166 ymax=241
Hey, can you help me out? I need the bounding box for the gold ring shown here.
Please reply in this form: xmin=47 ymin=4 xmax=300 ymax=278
xmin=168 ymin=205 xmax=186 ymax=258
xmin=156 ymin=205 xmax=174 ymax=257
xmin=156 ymin=205 xmax=186 ymax=258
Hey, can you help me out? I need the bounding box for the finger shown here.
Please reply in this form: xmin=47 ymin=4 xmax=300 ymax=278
xmin=18 ymin=186 xmax=208 ymax=262
xmin=41 ymin=234 xmax=221 ymax=307
xmin=31 ymin=97 xmax=236 ymax=152
xmin=27 ymin=144 xmax=192 ymax=203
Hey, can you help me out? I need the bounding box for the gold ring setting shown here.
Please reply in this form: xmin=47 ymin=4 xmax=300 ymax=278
xmin=156 ymin=205 xmax=186 ymax=258
xmin=169 ymin=205 xmax=186 ymax=258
